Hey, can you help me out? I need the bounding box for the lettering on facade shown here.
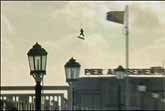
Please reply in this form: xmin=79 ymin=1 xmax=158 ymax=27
xmin=84 ymin=67 xmax=165 ymax=75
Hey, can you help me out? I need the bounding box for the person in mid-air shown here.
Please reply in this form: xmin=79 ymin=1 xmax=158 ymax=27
xmin=77 ymin=28 xmax=85 ymax=40
xmin=80 ymin=28 xmax=84 ymax=37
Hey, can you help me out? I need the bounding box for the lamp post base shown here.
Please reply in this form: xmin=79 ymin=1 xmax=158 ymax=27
xmin=35 ymin=82 xmax=42 ymax=111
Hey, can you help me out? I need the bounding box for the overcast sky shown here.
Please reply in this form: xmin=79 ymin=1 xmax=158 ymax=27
xmin=1 ymin=1 xmax=165 ymax=86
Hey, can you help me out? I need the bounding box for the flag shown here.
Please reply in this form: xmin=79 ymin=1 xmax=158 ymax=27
xmin=106 ymin=5 xmax=129 ymax=34
xmin=106 ymin=11 xmax=124 ymax=24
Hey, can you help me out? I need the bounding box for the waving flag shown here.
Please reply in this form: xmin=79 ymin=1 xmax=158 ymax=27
xmin=106 ymin=11 xmax=124 ymax=24
xmin=106 ymin=6 xmax=128 ymax=35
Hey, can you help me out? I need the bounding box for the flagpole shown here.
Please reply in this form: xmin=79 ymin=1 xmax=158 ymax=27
xmin=125 ymin=5 xmax=129 ymax=71
xmin=106 ymin=5 xmax=130 ymax=109
xmin=124 ymin=5 xmax=130 ymax=110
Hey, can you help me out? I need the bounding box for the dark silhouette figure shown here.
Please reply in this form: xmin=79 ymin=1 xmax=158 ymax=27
xmin=77 ymin=28 xmax=85 ymax=40
xmin=80 ymin=28 xmax=84 ymax=37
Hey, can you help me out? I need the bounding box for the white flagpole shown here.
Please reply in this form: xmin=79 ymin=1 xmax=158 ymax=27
xmin=124 ymin=5 xmax=130 ymax=110
xmin=125 ymin=5 xmax=129 ymax=70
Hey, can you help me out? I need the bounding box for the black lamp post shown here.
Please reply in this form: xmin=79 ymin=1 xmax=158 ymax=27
xmin=27 ymin=42 xmax=47 ymax=111
xmin=64 ymin=57 xmax=81 ymax=110
xmin=137 ymin=82 xmax=146 ymax=110
xmin=114 ymin=65 xmax=126 ymax=110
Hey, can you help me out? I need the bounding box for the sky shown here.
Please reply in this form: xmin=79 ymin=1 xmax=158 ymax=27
xmin=1 ymin=1 xmax=165 ymax=86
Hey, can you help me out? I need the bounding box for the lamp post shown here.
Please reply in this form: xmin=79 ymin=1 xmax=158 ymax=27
xmin=137 ymin=82 xmax=146 ymax=110
xmin=27 ymin=42 xmax=47 ymax=111
xmin=64 ymin=57 xmax=81 ymax=110
xmin=152 ymin=93 xmax=159 ymax=110
xmin=114 ymin=65 xmax=126 ymax=110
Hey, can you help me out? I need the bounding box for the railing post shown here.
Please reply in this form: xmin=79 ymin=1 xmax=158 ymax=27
xmin=61 ymin=95 xmax=65 ymax=110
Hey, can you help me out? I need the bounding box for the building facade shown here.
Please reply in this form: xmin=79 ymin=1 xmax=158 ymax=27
xmin=70 ymin=66 xmax=165 ymax=110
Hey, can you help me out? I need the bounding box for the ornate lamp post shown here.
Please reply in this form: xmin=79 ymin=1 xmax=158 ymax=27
xmin=64 ymin=57 xmax=81 ymax=110
xmin=27 ymin=42 xmax=47 ymax=111
xmin=114 ymin=65 xmax=126 ymax=110
xmin=137 ymin=82 xmax=146 ymax=109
